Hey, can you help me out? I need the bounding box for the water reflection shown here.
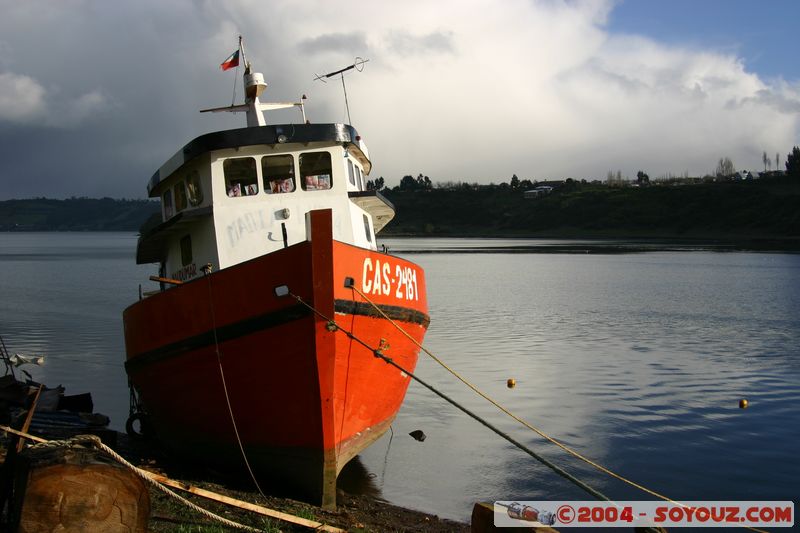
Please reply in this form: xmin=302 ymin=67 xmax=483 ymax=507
xmin=1 ymin=234 xmax=798 ymax=523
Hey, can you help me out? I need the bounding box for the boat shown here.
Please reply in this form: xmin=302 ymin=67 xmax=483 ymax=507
xmin=122 ymin=39 xmax=429 ymax=508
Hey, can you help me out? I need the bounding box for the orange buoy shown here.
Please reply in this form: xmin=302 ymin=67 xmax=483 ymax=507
xmin=507 ymin=378 xmax=516 ymax=389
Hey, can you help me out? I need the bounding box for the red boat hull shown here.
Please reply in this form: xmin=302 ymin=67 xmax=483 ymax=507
xmin=123 ymin=211 xmax=428 ymax=507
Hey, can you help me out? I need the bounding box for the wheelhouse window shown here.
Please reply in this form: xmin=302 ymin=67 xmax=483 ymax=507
xmin=186 ymin=170 xmax=203 ymax=206
xmin=363 ymin=214 xmax=372 ymax=243
xmin=355 ymin=166 xmax=364 ymax=191
xmin=162 ymin=189 xmax=174 ymax=219
xmin=261 ymin=155 xmax=295 ymax=194
xmin=300 ymin=151 xmax=332 ymax=191
xmin=224 ymin=157 xmax=259 ymax=197
xmin=347 ymin=159 xmax=355 ymax=186
xmin=174 ymin=181 xmax=188 ymax=212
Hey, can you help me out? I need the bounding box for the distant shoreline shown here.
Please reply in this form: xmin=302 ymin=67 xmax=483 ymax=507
xmin=2 ymin=229 xmax=798 ymax=253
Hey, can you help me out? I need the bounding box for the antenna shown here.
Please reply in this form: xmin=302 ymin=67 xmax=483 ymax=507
xmin=314 ymin=57 xmax=369 ymax=125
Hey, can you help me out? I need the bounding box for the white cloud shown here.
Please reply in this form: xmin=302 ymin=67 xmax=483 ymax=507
xmin=0 ymin=0 xmax=797 ymax=199
xmin=54 ymin=89 xmax=114 ymax=127
xmin=232 ymin=0 xmax=798 ymax=182
xmin=0 ymin=71 xmax=114 ymax=127
xmin=0 ymin=72 xmax=46 ymax=123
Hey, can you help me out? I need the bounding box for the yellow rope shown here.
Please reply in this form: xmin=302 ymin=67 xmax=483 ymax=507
xmin=0 ymin=427 xmax=260 ymax=532
xmin=204 ymin=271 xmax=267 ymax=499
xmin=350 ymin=286 xmax=769 ymax=533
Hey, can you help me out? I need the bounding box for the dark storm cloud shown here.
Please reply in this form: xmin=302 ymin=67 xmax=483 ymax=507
xmin=0 ymin=0 xmax=796 ymax=199
xmin=0 ymin=1 xmax=252 ymax=200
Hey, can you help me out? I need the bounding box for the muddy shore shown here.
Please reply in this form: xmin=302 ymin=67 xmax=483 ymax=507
xmin=2 ymin=429 xmax=470 ymax=532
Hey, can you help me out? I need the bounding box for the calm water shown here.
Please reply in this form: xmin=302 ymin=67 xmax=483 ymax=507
xmin=1 ymin=233 xmax=798 ymax=524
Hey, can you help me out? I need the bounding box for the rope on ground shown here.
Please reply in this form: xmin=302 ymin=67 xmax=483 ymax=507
xmin=349 ymin=285 xmax=770 ymax=533
xmin=1 ymin=427 xmax=260 ymax=532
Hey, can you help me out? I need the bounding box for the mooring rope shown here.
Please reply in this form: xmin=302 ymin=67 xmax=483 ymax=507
xmin=20 ymin=432 xmax=261 ymax=532
xmin=203 ymin=268 xmax=267 ymax=499
xmin=288 ymin=292 xmax=612 ymax=502
xmin=348 ymin=285 xmax=770 ymax=533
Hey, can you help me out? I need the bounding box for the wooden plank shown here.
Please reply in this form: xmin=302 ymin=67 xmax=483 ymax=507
xmin=144 ymin=472 xmax=345 ymax=533
xmin=149 ymin=275 xmax=183 ymax=285
xmin=17 ymin=385 xmax=43 ymax=452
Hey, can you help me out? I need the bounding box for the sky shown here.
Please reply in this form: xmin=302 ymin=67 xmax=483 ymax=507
xmin=0 ymin=0 xmax=798 ymax=199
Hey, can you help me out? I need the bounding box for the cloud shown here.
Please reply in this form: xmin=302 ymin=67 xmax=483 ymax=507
xmin=0 ymin=0 xmax=797 ymax=199
xmin=54 ymin=89 xmax=114 ymax=127
xmin=297 ymin=32 xmax=369 ymax=55
xmin=385 ymin=30 xmax=455 ymax=57
xmin=0 ymin=72 xmax=46 ymax=123
xmin=0 ymin=71 xmax=113 ymax=128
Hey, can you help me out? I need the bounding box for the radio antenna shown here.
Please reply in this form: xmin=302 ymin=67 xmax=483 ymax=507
xmin=314 ymin=57 xmax=368 ymax=125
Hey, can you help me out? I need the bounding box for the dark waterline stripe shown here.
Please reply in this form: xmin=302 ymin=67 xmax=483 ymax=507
xmin=125 ymin=299 xmax=429 ymax=374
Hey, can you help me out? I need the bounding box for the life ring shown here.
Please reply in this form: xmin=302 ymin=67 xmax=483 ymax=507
xmin=125 ymin=413 xmax=151 ymax=439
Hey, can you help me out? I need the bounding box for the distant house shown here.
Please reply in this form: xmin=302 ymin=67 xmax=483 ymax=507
xmin=758 ymin=170 xmax=786 ymax=179
xmin=524 ymin=185 xmax=554 ymax=199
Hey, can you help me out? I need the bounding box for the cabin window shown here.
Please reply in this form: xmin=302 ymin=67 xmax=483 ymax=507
xmin=363 ymin=214 xmax=372 ymax=243
xmin=355 ymin=166 xmax=364 ymax=191
xmin=180 ymin=235 xmax=192 ymax=266
xmin=186 ymin=170 xmax=203 ymax=206
xmin=299 ymin=151 xmax=332 ymax=191
xmin=162 ymin=189 xmax=174 ymax=219
xmin=174 ymin=181 xmax=188 ymax=212
xmin=261 ymin=155 xmax=295 ymax=194
xmin=224 ymin=157 xmax=259 ymax=197
xmin=347 ymin=159 xmax=355 ymax=186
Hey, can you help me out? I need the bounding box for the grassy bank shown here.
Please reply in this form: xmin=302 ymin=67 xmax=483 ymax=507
xmin=381 ymin=177 xmax=800 ymax=245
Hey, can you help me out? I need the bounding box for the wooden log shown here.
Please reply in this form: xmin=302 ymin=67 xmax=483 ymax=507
xmin=11 ymin=441 xmax=150 ymax=533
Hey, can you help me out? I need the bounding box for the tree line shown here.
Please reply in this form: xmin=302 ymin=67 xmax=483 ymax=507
xmin=368 ymin=146 xmax=800 ymax=192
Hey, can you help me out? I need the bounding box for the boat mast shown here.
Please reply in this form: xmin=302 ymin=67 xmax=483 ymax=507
xmin=239 ymin=36 xmax=268 ymax=127
xmin=201 ymin=36 xmax=307 ymax=127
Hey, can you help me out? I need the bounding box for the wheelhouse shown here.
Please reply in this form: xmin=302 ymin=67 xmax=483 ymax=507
xmin=136 ymin=123 xmax=395 ymax=284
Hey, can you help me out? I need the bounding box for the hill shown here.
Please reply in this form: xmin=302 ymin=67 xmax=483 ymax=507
xmin=1 ymin=178 xmax=797 ymax=249
xmin=381 ymin=177 xmax=800 ymax=246
xmin=0 ymin=198 xmax=160 ymax=231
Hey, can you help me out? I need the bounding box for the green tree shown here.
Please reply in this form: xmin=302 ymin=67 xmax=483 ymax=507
xmin=716 ymin=157 xmax=735 ymax=177
xmin=786 ymin=146 xmax=800 ymax=178
xmin=510 ymin=174 xmax=520 ymax=189
xmin=415 ymin=174 xmax=432 ymax=190
xmin=399 ymin=175 xmax=417 ymax=190
xmin=366 ymin=176 xmax=384 ymax=191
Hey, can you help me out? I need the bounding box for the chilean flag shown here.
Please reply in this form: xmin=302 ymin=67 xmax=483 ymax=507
xmin=220 ymin=50 xmax=240 ymax=71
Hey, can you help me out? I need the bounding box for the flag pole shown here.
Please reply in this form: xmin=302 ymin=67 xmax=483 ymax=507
xmin=238 ymin=35 xmax=249 ymax=73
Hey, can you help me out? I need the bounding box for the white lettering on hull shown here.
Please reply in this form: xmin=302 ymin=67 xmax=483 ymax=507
xmin=361 ymin=258 xmax=420 ymax=301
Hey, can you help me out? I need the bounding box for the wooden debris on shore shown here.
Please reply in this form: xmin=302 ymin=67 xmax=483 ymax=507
xmin=10 ymin=438 xmax=150 ymax=532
